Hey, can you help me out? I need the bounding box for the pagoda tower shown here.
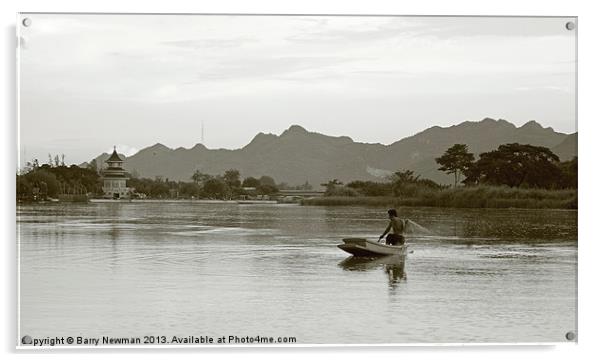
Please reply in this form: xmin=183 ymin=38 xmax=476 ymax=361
xmin=102 ymin=147 xmax=129 ymax=199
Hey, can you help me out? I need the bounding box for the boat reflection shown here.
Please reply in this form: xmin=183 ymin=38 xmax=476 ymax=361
xmin=338 ymin=255 xmax=407 ymax=287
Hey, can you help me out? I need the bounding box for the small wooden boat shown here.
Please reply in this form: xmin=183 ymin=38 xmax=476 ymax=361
xmin=337 ymin=238 xmax=407 ymax=257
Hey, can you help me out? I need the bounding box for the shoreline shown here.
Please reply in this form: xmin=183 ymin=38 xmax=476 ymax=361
xmin=16 ymin=198 xmax=578 ymax=211
xmin=17 ymin=199 xmax=283 ymax=205
xmin=16 ymin=186 xmax=577 ymax=210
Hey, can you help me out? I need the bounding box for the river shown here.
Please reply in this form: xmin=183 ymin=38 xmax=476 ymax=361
xmin=17 ymin=202 xmax=577 ymax=344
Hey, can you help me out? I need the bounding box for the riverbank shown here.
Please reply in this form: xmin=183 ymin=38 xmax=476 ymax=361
xmin=301 ymin=186 xmax=577 ymax=209
xmin=17 ymin=198 xmax=284 ymax=205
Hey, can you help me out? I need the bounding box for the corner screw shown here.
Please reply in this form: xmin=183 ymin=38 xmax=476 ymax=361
xmin=565 ymin=21 xmax=575 ymax=31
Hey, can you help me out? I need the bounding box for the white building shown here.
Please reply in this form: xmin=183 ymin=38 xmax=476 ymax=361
xmin=102 ymin=147 xmax=129 ymax=199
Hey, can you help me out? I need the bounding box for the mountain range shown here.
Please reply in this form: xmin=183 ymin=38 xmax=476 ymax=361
xmin=84 ymin=118 xmax=577 ymax=186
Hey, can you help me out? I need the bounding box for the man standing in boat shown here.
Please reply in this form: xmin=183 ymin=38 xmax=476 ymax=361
xmin=378 ymin=209 xmax=405 ymax=246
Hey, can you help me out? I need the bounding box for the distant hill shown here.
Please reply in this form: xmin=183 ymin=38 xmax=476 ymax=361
xmin=551 ymin=132 xmax=577 ymax=161
xmin=86 ymin=118 xmax=576 ymax=186
xmin=80 ymin=152 xmax=127 ymax=170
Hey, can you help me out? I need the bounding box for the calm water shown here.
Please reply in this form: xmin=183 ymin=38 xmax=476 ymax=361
xmin=18 ymin=202 xmax=577 ymax=344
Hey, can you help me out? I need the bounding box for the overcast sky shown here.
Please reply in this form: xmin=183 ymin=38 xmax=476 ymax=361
xmin=18 ymin=14 xmax=576 ymax=167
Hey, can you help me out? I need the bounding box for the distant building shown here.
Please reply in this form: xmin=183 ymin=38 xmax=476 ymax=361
xmin=102 ymin=147 xmax=129 ymax=199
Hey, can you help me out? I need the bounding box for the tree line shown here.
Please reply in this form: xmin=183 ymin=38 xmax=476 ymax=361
xmin=16 ymin=157 xmax=310 ymax=201
xmin=436 ymin=143 xmax=577 ymax=189
xmin=16 ymin=142 xmax=576 ymax=202
xmin=321 ymin=170 xmax=442 ymax=198
xmin=130 ymin=170 xmax=284 ymax=199
xmin=320 ymin=142 xmax=576 ymax=199
xmin=16 ymin=159 xmax=103 ymax=201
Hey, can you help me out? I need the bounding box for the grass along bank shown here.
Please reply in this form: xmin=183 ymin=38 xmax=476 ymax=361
xmin=301 ymin=186 xmax=577 ymax=209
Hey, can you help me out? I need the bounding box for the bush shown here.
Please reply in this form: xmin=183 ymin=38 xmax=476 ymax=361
xmin=326 ymin=186 xmax=360 ymax=197
xmin=301 ymin=196 xmax=396 ymax=206
xmin=303 ymin=186 xmax=576 ymax=209
xmin=395 ymin=186 xmax=577 ymax=209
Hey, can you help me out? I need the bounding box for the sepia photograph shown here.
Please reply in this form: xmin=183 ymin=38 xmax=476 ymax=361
xmin=16 ymin=13 xmax=577 ymax=346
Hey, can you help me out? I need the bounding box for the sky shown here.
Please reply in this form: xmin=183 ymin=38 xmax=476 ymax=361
xmin=18 ymin=14 xmax=576 ymax=167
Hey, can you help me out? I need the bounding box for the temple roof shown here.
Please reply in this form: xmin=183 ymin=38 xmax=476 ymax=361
xmin=106 ymin=148 xmax=123 ymax=162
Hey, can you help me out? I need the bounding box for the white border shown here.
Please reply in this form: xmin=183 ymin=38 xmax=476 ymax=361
xmin=3 ymin=0 xmax=601 ymax=361
xmin=11 ymin=12 xmax=579 ymax=349
xmin=15 ymin=12 xmax=21 ymax=353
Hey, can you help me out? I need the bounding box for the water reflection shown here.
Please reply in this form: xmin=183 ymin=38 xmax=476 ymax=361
xmin=339 ymin=255 xmax=407 ymax=288
xmin=18 ymin=203 xmax=577 ymax=343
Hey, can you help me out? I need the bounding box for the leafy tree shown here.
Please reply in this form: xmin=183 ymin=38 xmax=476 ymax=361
xmin=558 ymin=157 xmax=577 ymax=188
xmin=203 ymin=178 xmax=229 ymax=198
xmin=258 ymin=175 xmax=276 ymax=187
xmin=128 ymin=177 xmax=170 ymax=198
xmin=150 ymin=181 xmax=170 ymax=197
xmin=321 ymin=179 xmax=343 ymax=187
xmin=465 ymin=143 xmax=561 ymax=188
xmin=191 ymin=170 xmax=212 ymax=185
xmin=223 ymin=169 xmax=241 ymax=188
xmin=389 ymin=170 xmax=419 ymax=184
xmin=178 ymin=181 xmax=201 ymax=198
xmin=16 ymin=175 xmax=32 ymax=199
xmin=17 ymin=162 xmax=102 ymax=200
xmin=127 ymin=178 xmax=151 ymax=196
xmin=242 ymin=177 xmax=260 ymax=188
xmin=321 ymin=179 xmax=343 ymax=196
xmin=23 ymin=169 xmax=59 ymax=198
xmin=277 ymin=181 xmax=313 ymax=190
xmin=346 ymin=180 xmax=392 ymax=196
xmin=24 ymin=159 xmax=39 ymax=174
xmin=435 ymin=144 xmax=475 ymax=187
xmin=389 ymin=170 xmax=441 ymax=197
xmin=257 ymin=184 xmax=279 ymax=195
xmin=326 ymin=186 xmax=359 ymax=197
